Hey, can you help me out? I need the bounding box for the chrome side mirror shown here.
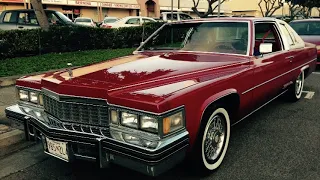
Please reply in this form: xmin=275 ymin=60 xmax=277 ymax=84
xmin=259 ymin=43 xmax=273 ymax=54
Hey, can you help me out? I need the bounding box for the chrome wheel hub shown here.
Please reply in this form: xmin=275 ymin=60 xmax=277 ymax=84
xmin=295 ymin=73 xmax=303 ymax=95
xmin=204 ymin=114 xmax=226 ymax=162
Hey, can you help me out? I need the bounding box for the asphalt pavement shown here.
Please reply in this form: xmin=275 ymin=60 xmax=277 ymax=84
xmin=0 ymin=71 xmax=319 ymax=180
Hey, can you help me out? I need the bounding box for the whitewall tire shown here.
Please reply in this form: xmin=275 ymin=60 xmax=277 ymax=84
xmin=201 ymin=108 xmax=230 ymax=170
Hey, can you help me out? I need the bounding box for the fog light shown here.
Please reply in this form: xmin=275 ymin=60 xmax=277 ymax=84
xmin=122 ymin=133 xmax=143 ymax=146
xmin=142 ymin=140 xmax=159 ymax=149
xmin=110 ymin=130 xmax=123 ymax=141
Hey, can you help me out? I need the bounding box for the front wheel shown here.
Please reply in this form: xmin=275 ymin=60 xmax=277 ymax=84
xmin=192 ymin=106 xmax=231 ymax=173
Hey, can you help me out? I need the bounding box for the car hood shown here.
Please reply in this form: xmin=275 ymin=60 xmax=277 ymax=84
xmin=300 ymin=35 xmax=320 ymax=45
xmin=18 ymin=52 xmax=250 ymax=104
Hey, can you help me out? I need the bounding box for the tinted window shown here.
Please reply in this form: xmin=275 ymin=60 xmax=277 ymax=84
xmin=290 ymin=21 xmax=320 ymax=35
xmin=167 ymin=14 xmax=178 ymax=20
xmin=180 ymin=14 xmax=192 ymax=20
xmin=104 ymin=19 xmax=118 ymax=23
xmin=3 ymin=12 xmax=17 ymax=23
xmin=18 ymin=12 xmax=38 ymax=25
xmin=143 ymin=18 xmax=154 ymax=23
xmin=126 ymin=18 xmax=140 ymax=24
xmin=75 ymin=18 xmax=91 ymax=22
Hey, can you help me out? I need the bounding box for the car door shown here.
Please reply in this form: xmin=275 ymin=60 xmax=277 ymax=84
xmin=17 ymin=11 xmax=40 ymax=30
xmin=278 ymin=22 xmax=307 ymax=80
xmin=251 ymin=22 xmax=294 ymax=108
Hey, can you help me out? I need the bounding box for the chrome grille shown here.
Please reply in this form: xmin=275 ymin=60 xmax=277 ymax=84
xmin=43 ymin=95 xmax=109 ymax=126
xmin=46 ymin=116 xmax=109 ymax=137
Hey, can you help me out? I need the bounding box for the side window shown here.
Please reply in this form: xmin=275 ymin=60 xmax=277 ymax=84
xmin=142 ymin=18 xmax=153 ymax=24
xmin=180 ymin=14 xmax=192 ymax=20
xmin=126 ymin=18 xmax=140 ymax=25
xmin=279 ymin=24 xmax=295 ymax=46
xmin=167 ymin=14 xmax=178 ymax=21
xmin=46 ymin=12 xmax=60 ymax=25
xmin=18 ymin=12 xmax=38 ymax=25
xmin=3 ymin=12 xmax=18 ymax=23
xmin=254 ymin=23 xmax=283 ymax=56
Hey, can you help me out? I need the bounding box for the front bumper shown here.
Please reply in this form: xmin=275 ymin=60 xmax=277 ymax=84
xmin=5 ymin=104 xmax=189 ymax=176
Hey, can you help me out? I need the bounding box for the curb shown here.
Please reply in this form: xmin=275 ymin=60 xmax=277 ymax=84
xmin=0 ymin=128 xmax=25 ymax=149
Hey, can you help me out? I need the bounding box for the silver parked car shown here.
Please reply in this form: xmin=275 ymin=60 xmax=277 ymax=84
xmin=0 ymin=9 xmax=74 ymax=30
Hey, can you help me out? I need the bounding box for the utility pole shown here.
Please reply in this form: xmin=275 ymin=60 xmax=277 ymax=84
xmin=178 ymin=0 xmax=180 ymax=9
xmin=218 ymin=0 xmax=221 ymax=17
xmin=171 ymin=0 xmax=173 ymax=21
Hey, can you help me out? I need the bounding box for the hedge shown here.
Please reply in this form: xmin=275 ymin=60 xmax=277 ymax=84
xmin=0 ymin=22 xmax=164 ymax=60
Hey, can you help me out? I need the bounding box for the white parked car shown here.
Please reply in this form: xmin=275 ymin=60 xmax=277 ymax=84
xmin=160 ymin=12 xmax=193 ymax=22
xmin=101 ymin=17 xmax=119 ymax=28
xmin=74 ymin=17 xmax=96 ymax=27
xmin=103 ymin=16 xmax=156 ymax=28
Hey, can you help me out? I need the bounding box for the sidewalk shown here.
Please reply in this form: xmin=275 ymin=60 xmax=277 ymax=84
xmin=0 ymin=85 xmax=28 ymax=157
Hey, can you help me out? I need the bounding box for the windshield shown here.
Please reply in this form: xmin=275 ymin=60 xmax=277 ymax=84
xmin=290 ymin=21 xmax=320 ymax=35
xmin=55 ymin=12 xmax=72 ymax=23
xmin=138 ymin=22 xmax=249 ymax=55
xmin=75 ymin=18 xmax=91 ymax=23
xmin=104 ymin=18 xmax=118 ymax=23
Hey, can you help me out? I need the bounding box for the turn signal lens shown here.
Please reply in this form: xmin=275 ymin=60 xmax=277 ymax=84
xmin=110 ymin=110 xmax=119 ymax=124
xmin=39 ymin=94 xmax=44 ymax=105
xmin=163 ymin=112 xmax=184 ymax=135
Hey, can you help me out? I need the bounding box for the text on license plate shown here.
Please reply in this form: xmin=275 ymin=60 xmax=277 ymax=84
xmin=46 ymin=137 xmax=69 ymax=161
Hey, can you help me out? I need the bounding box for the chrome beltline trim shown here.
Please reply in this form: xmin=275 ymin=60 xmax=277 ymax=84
xmin=242 ymin=58 xmax=316 ymax=95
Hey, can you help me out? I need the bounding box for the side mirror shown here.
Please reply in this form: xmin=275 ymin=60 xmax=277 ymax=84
xmin=259 ymin=43 xmax=273 ymax=54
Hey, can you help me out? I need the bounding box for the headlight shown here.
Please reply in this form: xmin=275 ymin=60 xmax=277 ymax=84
xmin=163 ymin=111 xmax=184 ymax=135
xmin=19 ymin=90 xmax=29 ymax=101
xmin=121 ymin=112 xmax=138 ymax=128
xmin=29 ymin=92 xmax=39 ymax=104
xmin=140 ymin=116 xmax=158 ymax=133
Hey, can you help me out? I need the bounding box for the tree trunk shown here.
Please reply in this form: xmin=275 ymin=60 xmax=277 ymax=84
xmin=30 ymin=0 xmax=49 ymax=31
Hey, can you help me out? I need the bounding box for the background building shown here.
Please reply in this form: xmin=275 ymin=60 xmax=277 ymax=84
xmin=1 ymin=0 xmax=319 ymax=22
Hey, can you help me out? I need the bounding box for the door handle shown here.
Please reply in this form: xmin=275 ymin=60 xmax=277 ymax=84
xmin=18 ymin=26 xmax=24 ymax=29
xmin=286 ymin=56 xmax=294 ymax=62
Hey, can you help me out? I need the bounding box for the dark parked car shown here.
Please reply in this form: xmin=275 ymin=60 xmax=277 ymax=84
xmin=290 ymin=19 xmax=320 ymax=65
xmin=0 ymin=9 xmax=74 ymax=30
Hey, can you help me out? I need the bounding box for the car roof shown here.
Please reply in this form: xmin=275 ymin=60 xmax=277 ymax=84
xmin=168 ymin=17 xmax=278 ymax=24
xmin=104 ymin=17 xmax=118 ymax=19
xmin=290 ymin=19 xmax=320 ymax=23
xmin=75 ymin=17 xmax=91 ymax=19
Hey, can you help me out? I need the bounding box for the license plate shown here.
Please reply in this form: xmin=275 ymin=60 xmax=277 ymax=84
xmin=46 ymin=137 xmax=69 ymax=161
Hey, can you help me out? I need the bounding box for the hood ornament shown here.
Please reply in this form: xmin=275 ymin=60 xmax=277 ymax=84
xmin=67 ymin=63 xmax=73 ymax=79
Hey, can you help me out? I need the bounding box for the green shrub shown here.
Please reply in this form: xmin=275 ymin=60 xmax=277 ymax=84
xmin=0 ymin=22 xmax=164 ymax=60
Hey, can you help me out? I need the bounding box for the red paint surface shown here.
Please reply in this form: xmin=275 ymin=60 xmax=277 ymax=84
xmin=15 ymin=19 xmax=318 ymax=148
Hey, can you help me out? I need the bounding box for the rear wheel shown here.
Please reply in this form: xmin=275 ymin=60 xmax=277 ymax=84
xmin=192 ymin=106 xmax=230 ymax=173
xmin=286 ymin=71 xmax=304 ymax=102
